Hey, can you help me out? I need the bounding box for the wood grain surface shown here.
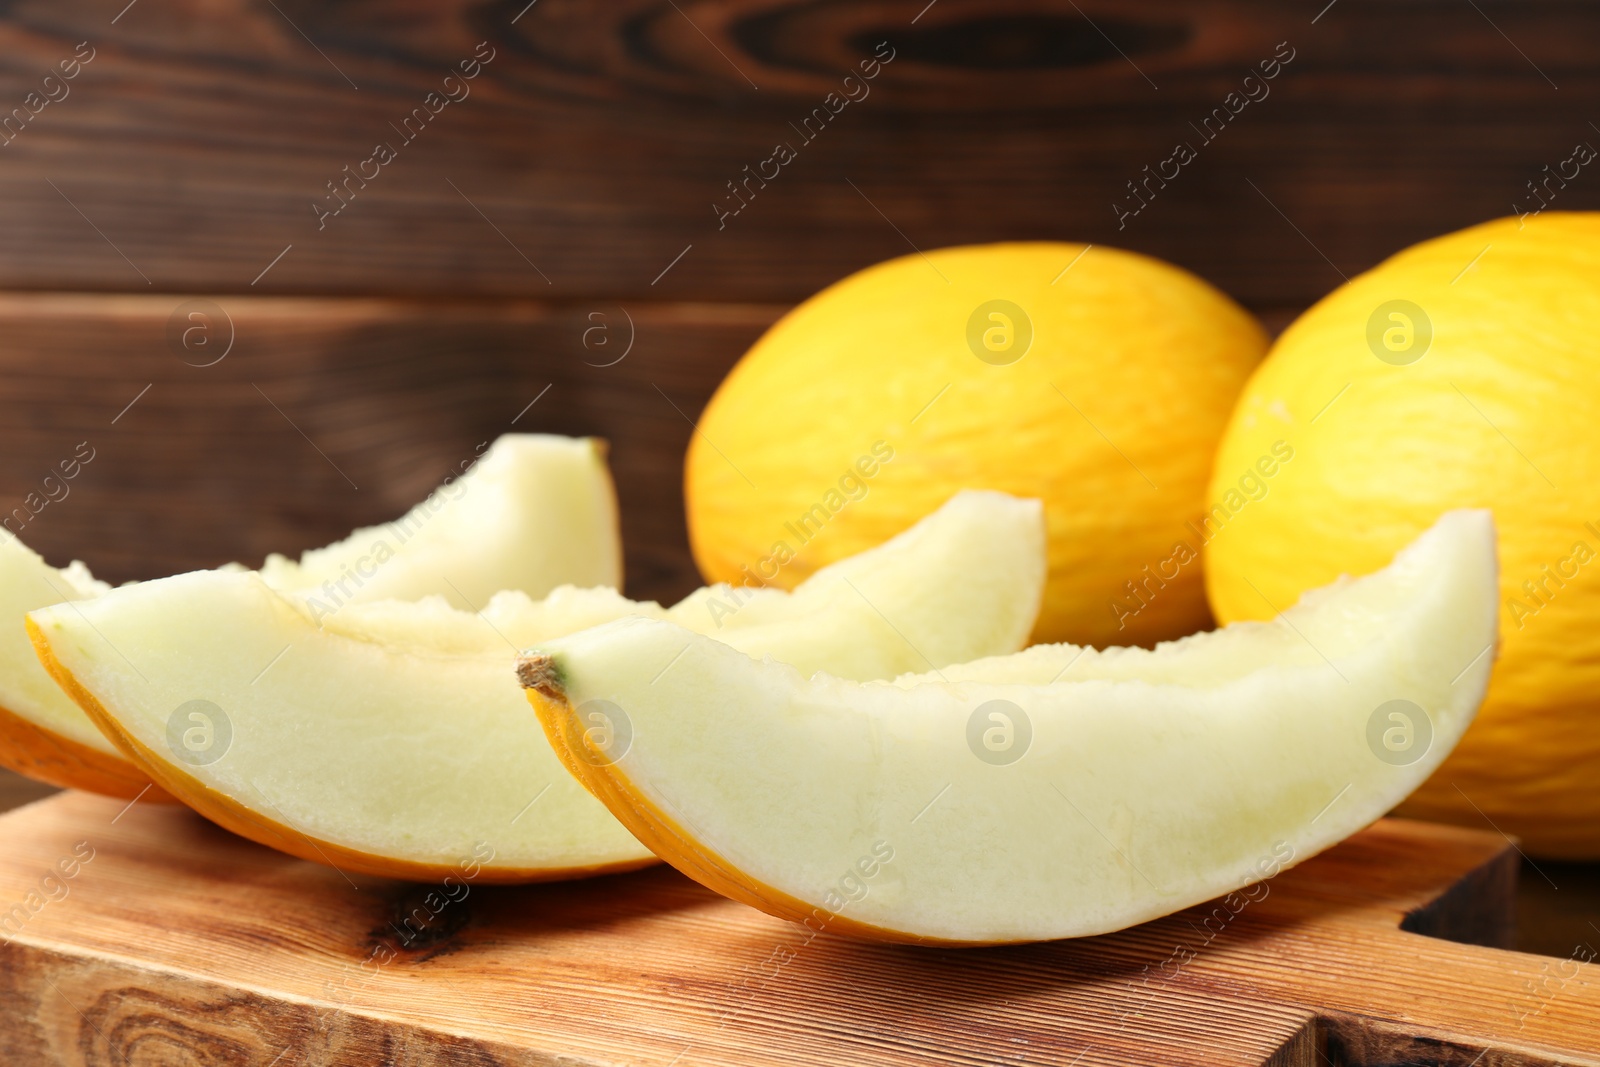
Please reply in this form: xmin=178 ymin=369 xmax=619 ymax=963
xmin=0 ymin=792 xmax=1593 ymax=1066
xmin=0 ymin=0 xmax=1592 ymax=307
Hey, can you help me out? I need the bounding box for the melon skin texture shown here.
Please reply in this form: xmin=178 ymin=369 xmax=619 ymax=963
xmin=0 ymin=433 xmax=621 ymax=800
xmin=27 ymin=491 xmax=1045 ymax=881
xmin=686 ymin=241 xmax=1267 ymax=648
xmin=525 ymin=511 xmax=1497 ymax=944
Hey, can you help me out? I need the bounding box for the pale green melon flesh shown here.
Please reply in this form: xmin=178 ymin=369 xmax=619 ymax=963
xmin=0 ymin=534 xmax=113 ymax=752
xmin=28 ymin=490 xmax=1047 ymax=873
xmin=34 ymin=573 xmax=648 ymax=870
xmin=259 ymin=434 xmax=621 ymax=610
xmin=319 ymin=488 xmax=1046 ymax=683
xmin=535 ymin=511 xmax=1498 ymax=941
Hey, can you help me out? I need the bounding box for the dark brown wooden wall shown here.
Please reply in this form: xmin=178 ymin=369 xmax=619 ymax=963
xmin=1 ymin=0 xmax=1597 ymax=601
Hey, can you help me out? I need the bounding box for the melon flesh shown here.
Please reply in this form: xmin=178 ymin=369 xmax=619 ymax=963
xmin=669 ymin=489 xmax=1043 ymax=681
xmin=260 ymin=434 xmax=621 ymax=609
xmin=321 ymin=488 xmax=1045 ymax=683
xmin=28 ymin=491 xmax=1046 ymax=879
xmin=33 ymin=573 xmax=649 ymax=879
xmin=0 ymin=433 xmax=621 ymax=797
xmin=0 ymin=535 xmax=123 ymax=759
xmin=522 ymin=510 xmax=1499 ymax=942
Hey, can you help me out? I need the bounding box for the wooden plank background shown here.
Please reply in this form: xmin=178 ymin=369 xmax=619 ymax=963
xmin=0 ymin=293 xmax=776 ymax=599
xmin=0 ymin=0 xmax=1593 ymax=305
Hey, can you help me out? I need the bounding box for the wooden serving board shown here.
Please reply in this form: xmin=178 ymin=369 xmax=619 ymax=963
xmin=0 ymin=792 xmax=1593 ymax=1066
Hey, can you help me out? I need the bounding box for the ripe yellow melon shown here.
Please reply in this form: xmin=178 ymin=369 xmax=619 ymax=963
xmin=687 ymin=242 xmax=1267 ymax=647
xmin=1205 ymin=212 xmax=1600 ymax=858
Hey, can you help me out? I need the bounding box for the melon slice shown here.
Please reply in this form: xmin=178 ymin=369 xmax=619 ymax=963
xmin=259 ymin=433 xmax=621 ymax=610
xmin=0 ymin=534 xmax=160 ymax=798
xmin=667 ymin=490 xmax=1043 ymax=681
xmin=0 ymin=433 xmax=620 ymax=799
xmin=520 ymin=510 xmax=1499 ymax=943
xmin=27 ymin=491 xmax=1045 ymax=881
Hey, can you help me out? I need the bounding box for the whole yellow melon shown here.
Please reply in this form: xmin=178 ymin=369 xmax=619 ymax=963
xmin=1206 ymin=212 xmax=1600 ymax=858
xmin=686 ymin=242 xmax=1267 ymax=647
